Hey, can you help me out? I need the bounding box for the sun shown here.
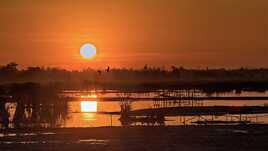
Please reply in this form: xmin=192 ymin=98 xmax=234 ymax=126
xmin=80 ymin=43 xmax=97 ymax=59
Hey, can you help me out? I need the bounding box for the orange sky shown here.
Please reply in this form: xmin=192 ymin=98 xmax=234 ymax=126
xmin=0 ymin=0 xmax=267 ymax=70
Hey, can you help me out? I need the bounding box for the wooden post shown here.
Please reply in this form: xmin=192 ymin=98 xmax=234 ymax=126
xmin=110 ymin=115 xmax=113 ymax=127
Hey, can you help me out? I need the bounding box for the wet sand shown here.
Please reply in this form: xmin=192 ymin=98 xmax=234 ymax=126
xmin=1 ymin=125 xmax=268 ymax=151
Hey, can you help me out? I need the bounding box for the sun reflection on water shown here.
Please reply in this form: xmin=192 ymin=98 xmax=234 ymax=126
xmin=80 ymin=100 xmax=98 ymax=121
xmin=81 ymin=101 xmax=97 ymax=113
xmin=80 ymin=94 xmax=98 ymax=113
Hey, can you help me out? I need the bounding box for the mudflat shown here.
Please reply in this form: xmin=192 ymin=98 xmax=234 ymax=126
xmin=1 ymin=125 xmax=268 ymax=151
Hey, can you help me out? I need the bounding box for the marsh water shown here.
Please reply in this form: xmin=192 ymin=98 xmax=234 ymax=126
xmin=2 ymin=90 xmax=268 ymax=151
xmin=3 ymin=90 xmax=268 ymax=128
xmin=63 ymin=90 xmax=268 ymax=127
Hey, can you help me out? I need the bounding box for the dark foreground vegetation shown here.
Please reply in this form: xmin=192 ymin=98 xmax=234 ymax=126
xmin=0 ymin=83 xmax=67 ymax=129
xmin=0 ymin=125 xmax=268 ymax=151
xmin=1 ymin=62 xmax=268 ymax=91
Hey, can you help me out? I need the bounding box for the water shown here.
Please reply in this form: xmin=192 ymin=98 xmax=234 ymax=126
xmin=63 ymin=90 xmax=268 ymax=127
xmin=65 ymin=100 xmax=153 ymax=127
xmin=61 ymin=90 xmax=268 ymax=98
xmin=2 ymin=90 xmax=268 ymax=128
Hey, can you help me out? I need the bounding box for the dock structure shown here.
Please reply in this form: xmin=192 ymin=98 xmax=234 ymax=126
xmin=127 ymin=106 xmax=268 ymax=117
xmin=152 ymin=89 xmax=203 ymax=108
xmin=96 ymin=96 xmax=268 ymax=102
xmin=115 ymin=90 xmax=268 ymax=126
xmin=115 ymin=105 xmax=268 ymax=126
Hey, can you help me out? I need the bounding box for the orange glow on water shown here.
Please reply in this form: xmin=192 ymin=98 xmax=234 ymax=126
xmin=81 ymin=94 xmax=97 ymax=99
xmin=82 ymin=113 xmax=96 ymax=121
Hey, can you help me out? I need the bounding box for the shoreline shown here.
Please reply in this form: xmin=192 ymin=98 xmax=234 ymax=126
xmin=1 ymin=125 xmax=268 ymax=151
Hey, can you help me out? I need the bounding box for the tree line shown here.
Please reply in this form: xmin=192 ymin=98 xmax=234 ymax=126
xmin=1 ymin=62 xmax=268 ymax=91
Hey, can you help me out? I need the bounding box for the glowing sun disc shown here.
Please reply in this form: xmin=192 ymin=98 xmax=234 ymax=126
xmin=80 ymin=43 xmax=97 ymax=59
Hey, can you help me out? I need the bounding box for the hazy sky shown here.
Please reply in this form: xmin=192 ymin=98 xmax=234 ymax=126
xmin=0 ymin=0 xmax=267 ymax=69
